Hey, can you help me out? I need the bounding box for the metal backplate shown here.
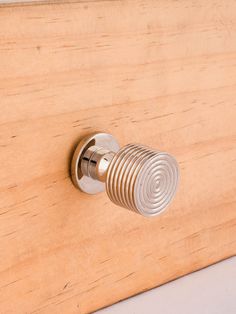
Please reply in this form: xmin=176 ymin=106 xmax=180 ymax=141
xmin=71 ymin=133 xmax=120 ymax=194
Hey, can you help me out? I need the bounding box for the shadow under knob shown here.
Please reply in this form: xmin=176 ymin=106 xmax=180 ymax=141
xmin=71 ymin=133 xmax=179 ymax=217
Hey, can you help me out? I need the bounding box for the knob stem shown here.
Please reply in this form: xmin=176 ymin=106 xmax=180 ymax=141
xmin=81 ymin=146 xmax=115 ymax=182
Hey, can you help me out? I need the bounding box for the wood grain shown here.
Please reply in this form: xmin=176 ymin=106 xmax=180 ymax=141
xmin=0 ymin=0 xmax=236 ymax=313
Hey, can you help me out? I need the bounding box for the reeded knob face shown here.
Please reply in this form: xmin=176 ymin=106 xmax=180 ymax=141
xmin=106 ymin=144 xmax=179 ymax=217
xmin=134 ymin=151 xmax=179 ymax=216
xmin=71 ymin=133 xmax=179 ymax=217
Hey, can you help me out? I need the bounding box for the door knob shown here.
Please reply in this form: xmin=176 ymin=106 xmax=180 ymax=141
xmin=71 ymin=133 xmax=179 ymax=217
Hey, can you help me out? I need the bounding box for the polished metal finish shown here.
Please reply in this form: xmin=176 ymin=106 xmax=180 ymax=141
xmin=71 ymin=132 xmax=179 ymax=217
xmin=71 ymin=133 xmax=119 ymax=194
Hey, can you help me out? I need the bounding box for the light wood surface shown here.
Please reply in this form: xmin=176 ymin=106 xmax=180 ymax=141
xmin=0 ymin=1 xmax=236 ymax=313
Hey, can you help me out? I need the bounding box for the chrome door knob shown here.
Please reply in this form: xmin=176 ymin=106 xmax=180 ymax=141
xmin=71 ymin=133 xmax=179 ymax=217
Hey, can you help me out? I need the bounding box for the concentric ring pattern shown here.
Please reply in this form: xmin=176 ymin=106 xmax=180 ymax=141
xmin=106 ymin=144 xmax=179 ymax=217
